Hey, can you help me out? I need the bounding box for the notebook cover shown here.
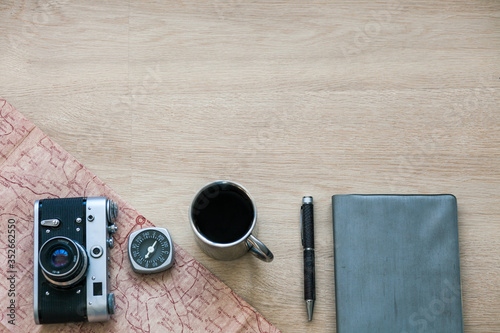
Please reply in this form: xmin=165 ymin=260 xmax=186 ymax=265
xmin=0 ymin=99 xmax=280 ymax=332
xmin=332 ymin=194 xmax=463 ymax=333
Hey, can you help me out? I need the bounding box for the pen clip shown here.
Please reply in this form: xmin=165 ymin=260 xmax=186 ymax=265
xmin=300 ymin=205 xmax=305 ymax=247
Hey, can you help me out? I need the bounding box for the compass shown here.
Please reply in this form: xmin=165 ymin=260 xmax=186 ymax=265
xmin=128 ymin=227 xmax=174 ymax=274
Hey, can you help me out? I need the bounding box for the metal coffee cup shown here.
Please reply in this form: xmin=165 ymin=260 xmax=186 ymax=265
xmin=189 ymin=180 xmax=274 ymax=262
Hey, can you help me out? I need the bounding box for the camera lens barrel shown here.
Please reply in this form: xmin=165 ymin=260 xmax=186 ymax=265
xmin=39 ymin=236 xmax=89 ymax=287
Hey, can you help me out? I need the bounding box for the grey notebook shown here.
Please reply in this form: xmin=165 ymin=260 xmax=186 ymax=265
xmin=332 ymin=195 xmax=463 ymax=333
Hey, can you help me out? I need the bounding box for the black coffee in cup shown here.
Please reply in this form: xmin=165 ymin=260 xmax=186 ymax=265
xmin=191 ymin=184 xmax=254 ymax=244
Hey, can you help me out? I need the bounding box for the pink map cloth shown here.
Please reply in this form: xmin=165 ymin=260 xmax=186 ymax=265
xmin=0 ymin=99 xmax=280 ymax=332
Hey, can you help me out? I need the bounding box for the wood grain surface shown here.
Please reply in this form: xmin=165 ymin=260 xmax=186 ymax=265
xmin=1 ymin=1 xmax=499 ymax=332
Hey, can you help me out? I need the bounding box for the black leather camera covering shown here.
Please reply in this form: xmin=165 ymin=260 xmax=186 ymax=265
xmin=36 ymin=197 xmax=87 ymax=324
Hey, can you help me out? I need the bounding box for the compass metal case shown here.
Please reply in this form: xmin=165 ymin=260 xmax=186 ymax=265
xmin=128 ymin=227 xmax=174 ymax=274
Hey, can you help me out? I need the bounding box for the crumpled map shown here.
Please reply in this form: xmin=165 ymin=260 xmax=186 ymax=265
xmin=0 ymin=99 xmax=280 ymax=333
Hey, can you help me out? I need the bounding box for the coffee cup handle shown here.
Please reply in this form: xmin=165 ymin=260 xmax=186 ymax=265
xmin=246 ymin=234 xmax=274 ymax=262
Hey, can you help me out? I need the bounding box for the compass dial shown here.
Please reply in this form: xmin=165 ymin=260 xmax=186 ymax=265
xmin=128 ymin=227 xmax=174 ymax=274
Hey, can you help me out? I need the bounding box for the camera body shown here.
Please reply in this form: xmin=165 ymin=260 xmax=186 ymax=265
xmin=33 ymin=197 xmax=118 ymax=324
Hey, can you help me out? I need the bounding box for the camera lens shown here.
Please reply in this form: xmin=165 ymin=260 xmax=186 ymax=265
xmin=50 ymin=248 xmax=70 ymax=268
xmin=39 ymin=237 xmax=88 ymax=287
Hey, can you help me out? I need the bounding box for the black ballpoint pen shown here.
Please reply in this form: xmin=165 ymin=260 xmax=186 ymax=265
xmin=301 ymin=196 xmax=316 ymax=321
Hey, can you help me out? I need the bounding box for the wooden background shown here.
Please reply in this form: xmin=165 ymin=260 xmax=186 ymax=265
xmin=1 ymin=1 xmax=499 ymax=332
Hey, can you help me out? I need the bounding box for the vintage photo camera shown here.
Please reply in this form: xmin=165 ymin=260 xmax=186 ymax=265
xmin=33 ymin=197 xmax=118 ymax=324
